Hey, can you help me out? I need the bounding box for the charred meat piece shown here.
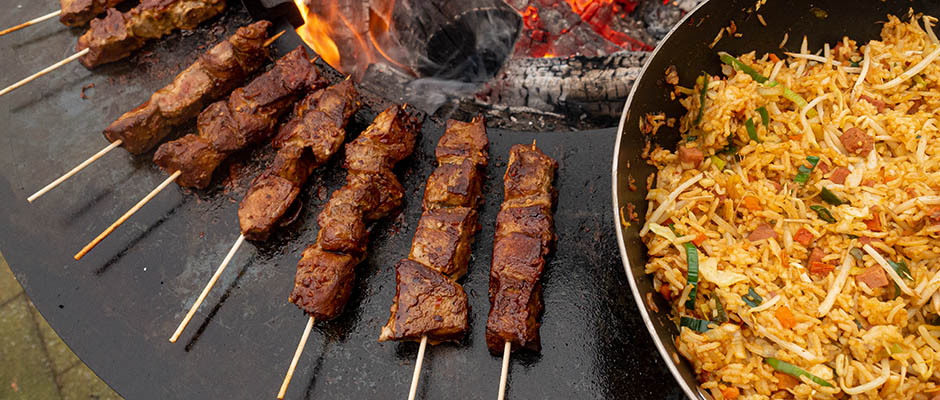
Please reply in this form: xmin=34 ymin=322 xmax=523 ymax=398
xmin=153 ymin=46 xmax=326 ymax=189
xmin=380 ymin=116 xmax=489 ymax=344
xmin=60 ymin=0 xmax=124 ymax=27
xmin=486 ymin=144 xmax=557 ymax=355
xmin=379 ymin=260 xmax=469 ymax=344
xmin=104 ymin=20 xmax=271 ymax=155
xmin=289 ymin=106 xmax=419 ymax=320
xmin=238 ymin=81 xmax=360 ymax=241
xmin=76 ymin=0 xmax=227 ymax=68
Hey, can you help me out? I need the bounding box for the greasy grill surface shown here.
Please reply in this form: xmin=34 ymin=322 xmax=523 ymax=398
xmin=76 ymin=0 xmax=227 ymax=68
xmin=103 ymin=20 xmax=271 ymax=155
xmin=379 ymin=117 xmax=489 ymax=344
xmin=153 ymin=45 xmax=326 ymax=188
xmin=59 ymin=0 xmax=124 ymax=27
xmin=289 ymin=106 xmax=419 ymax=321
xmin=486 ymin=144 xmax=558 ymax=354
xmin=238 ymin=80 xmax=360 ymax=241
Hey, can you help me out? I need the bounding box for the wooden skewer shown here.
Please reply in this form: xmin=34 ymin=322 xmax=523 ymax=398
xmin=169 ymin=234 xmax=245 ymax=343
xmin=74 ymin=170 xmax=181 ymax=260
xmin=407 ymin=335 xmax=428 ymax=400
xmin=28 ymin=139 xmax=123 ymax=202
xmin=497 ymin=341 xmax=510 ymax=400
xmin=0 ymin=10 xmax=61 ymax=37
xmin=0 ymin=48 xmax=89 ymax=97
xmin=264 ymin=30 xmax=286 ymax=47
xmin=278 ymin=316 xmax=316 ymax=399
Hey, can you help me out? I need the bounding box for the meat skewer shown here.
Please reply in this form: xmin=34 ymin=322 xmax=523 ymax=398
xmin=487 ymin=142 xmax=558 ymax=400
xmin=377 ymin=116 xmax=489 ymax=400
xmin=0 ymin=0 xmax=127 ymax=37
xmin=28 ymin=21 xmax=280 ymax=203
xmin=0 ymin=0 xmax=227 ymax=97
xmin=278 ymin=105 xmax=419 ymax=399
xmin=169 ymin=79 xmax=361 ymax=343
xmin=73 ymin=46 xmax=326 ymax=260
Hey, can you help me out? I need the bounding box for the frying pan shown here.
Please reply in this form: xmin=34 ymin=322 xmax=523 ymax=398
xmin=612 ymin=0 xmax=940 ymax=398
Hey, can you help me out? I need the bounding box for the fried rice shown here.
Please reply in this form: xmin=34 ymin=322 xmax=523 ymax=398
xmin=640 ymin=14 xmax=940 ymax=399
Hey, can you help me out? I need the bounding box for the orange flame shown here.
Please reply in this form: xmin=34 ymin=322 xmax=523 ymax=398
xmin=293 ymin=0 xmax=341 ymax=71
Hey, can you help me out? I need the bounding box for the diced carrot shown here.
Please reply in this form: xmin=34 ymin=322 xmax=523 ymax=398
xmin=721 ymin=386 xmax=740 ymax=400
xmin=809 ymin=261 xmax=835 ymax=276
xmin=864 ymin=213 xmax=883 ymax=232
xmin=774 ymin=372 xmax=799 ymax=389
xmin=774 ymin=306 xmax=797 ymax=329
xmin=659 ymin=283 xmax=673 ymax=301
xmin=693 ymin=233 xmax=708 ymax=246
xmin=743 ymin=195 xmax=762 ymax=211
xmin=789 ymin=135 xmax=802 ymax=141
xmin=793 ymin=228 xmax=813 ymax=246
xmin=769 ymin=53 xmax=780 ymax=63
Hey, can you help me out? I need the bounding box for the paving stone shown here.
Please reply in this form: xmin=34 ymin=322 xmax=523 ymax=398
xmin=30 ymin=305 xmax=80 ymax=375
xmin=0 ymin=296 xmax=60 ymax=400
xmin=59 ymin=363 xmax=122 ymax=400
xmin=0 ymin=252 xmax=23 ymax=305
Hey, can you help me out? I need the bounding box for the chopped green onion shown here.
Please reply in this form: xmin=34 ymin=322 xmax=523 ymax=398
xmin=745 ymin=117 xmax=761 ymax=143
xmin=710 ymin=155 xmax=726 ymax=171
xmin=742 ymin=287 xmax=763 ymax=307
xmin=889 ymin=343 xmax=905 ymax=354
xmin=764 ymin=358 xmax=834 ymax=387
xmin=756 ymin=106 xmax=770 ymax=127
xmin=849 ymin=247 xmax=864 ymax=261
xmin=820 ymin=187 xmax=845 ymax=205
xmin=849 ymin=58 xmax=861 ymax=68
xmin=680 ymin=316 xmax=712 ymax=333
xmin=810 ymin=205 xmax=836 ymax=223
xmin=684 ymin=243 xmax=699 ymax=309
xmin=888 ymin=259 xmax=913 ymax=281
xmin=914 ymin=74 xmax=927 ymax=88
xmin=686 ymin=135 xmax=698 ymax=142
xmin=892 ymin=281 xmax=901 ymax=299
xmin=854 ymin=319 xmax=864 ymax=330
xmin=718 ymin=52 xmax=816 ymax=117
xmin=694 ymin=72 xmax=709 ymax=126
xmin=793 ymin=156 xmax=821 ymax=184
xmin=712 ymin=296 xmax=728 ymax=323
xmin=931 ymin=315 xmax=940 ymax=326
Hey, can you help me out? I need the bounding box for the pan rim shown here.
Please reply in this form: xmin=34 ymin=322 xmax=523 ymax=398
xmin=609 ymin=1 xmax=711 ymax=399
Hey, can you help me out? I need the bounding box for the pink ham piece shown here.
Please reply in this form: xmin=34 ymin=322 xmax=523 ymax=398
xmin=747 ymin=223 xmax=777 ymax=242
xmin=855 ymin=265 xmax=889 ymax=289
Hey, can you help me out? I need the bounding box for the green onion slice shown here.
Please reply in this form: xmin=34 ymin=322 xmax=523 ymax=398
xmin=742 ymin=287 xmax=763 ymax=307
xmin=695 ymin=72 xmax=709 ymax=126
xmin=745 ymin=117 xmax=761 ymax=143
xmin=849 ymin=247 xmax=864 ymax=261
xmin=710 ymin=155 xmax=726 ymax=171
xmin=679 ymin=316 xmax=712 ymax=333
xmin=888 ymin=259 xmax=913 ymax=281
xmin=764 ymin=358 xmax=834 ymax=387
xmin=684 ymin=243 xmax=699 ymax=309
xmin=713 ymin=296 xmax=728 ymax=323
xmin=794 ymin=156 xmax=821 ymax=184
xmin=820 ymin=187 xmax=845 ymax=205
xmin=756 ymin=106 xmax=770 ymax=127
xmin=718 ymin=52 xmax=816 ymax=117
xmin=810 ymin=205 xmax=836 ymax=223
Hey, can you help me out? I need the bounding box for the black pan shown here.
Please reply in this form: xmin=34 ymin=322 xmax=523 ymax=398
xmin=612 ymin=0 xmax=940 ymax=398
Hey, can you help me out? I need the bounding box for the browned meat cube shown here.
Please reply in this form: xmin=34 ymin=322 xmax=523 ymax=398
xmin=379 ymin=260 xmax=469 ymax=344
xmin=345 ymin=108 xmax=418 ymax=173
xmin=435 ymin=117 xmax=489 ymax=167
xmin=60 ymin=0 xmax=124 ymax=27
xmin=503 ymin=144 xmax=558 ymax=208
xmin=486 ymin=275 xmax=543 ymax=354
xmin=488 ymin=233 xmax=546 ymax=301
xmin=238 ymin=175 xmax=300 ymax=241
xmin=422 ymin=159 xmax=485 ymax=210
xmin=152 ymin=134 xmax=225 ymax=189
xmin=317 ymin=188 xmax=368 ymax=255
xmin=495 ymin=205 xmax=555 ymax=250
xmin=409 ymin=207 xmax=478 ymax=280
xmin=289 ymin=245 xmax=362 ymax=320
xmin=348 ymin=171 xmax=405 ymax=221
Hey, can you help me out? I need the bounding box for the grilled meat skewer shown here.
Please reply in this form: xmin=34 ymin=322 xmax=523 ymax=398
xmin=77 ymin=0 xmax=227 ymax=68
xmin=238 ymin=80 xmax=361 ymax=241
xmin=105 ymin=20 xmax=272 ymax=155
xmin=486 ymin=144 xmax=558 ymax=354
xmin=60 ymin=0 xmax=125 ymax=26
xmin=153 ymin=46 xmax=326 ymax=189
xmin=290 ymin=105 xmax=419 ymax=321
xmin=380 ymin=116 xmax=489 ymax=344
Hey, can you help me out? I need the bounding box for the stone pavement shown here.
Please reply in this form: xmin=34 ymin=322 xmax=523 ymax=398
xmin=0 ymin=252 xmax=122 ymax=400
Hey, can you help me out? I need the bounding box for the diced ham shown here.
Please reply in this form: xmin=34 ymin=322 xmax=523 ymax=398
xmin=659 ymin=283 xmax=673 ymax=301
xmin=808 ymin=247 xmax=825 ymax=265
xmin=839 ymin=127 xmax=875 ymax=156
xmin=865 ymin=207 xmax=883 ymax=232
xmin=793 ymin=227 xmax=814 ymax=246
xmin=856 ymin=265 xmax=890 ymax=289
xmin=908 ymin=98 xmax=923 ymax=115
xmin=817 ymin=162 xmax=831 ymax=174
xmin=829 ymin=167 xmax=850 ymax=184
xmin=810 ymin=261 xmax=835 ymax=276
xmin=859 ymin=94 xmax=888 ymax=113
xmin=748 ymin=223 xmax=777 ymax=242
xmin=769 ymin=181 xmax=783 ymax=193
xmin=678 ymin=146 xmax=704 ymax=167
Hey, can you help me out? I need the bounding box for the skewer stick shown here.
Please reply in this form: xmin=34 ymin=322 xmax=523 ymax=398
xmin=407 ymin=335 xmax=428 ymax=400
xmin=28 ymin=140 xmax=123 ymax=202
xmin=0 ymin=48 xmax=89 ymax=97
xmin=264 ymin=30 xmax=286 ymax=47
xmin=0 ymin=10 xmax=62 ymax=37
xmin=278 ymin=316 xmax=315 ymax=399
xmin=74 ymin=170 xmax=181 ymax=260
xmin=497 ymin=341 xmax=511 ymax=400
xmin=169 ymin=234 xmax=246 ymax=343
